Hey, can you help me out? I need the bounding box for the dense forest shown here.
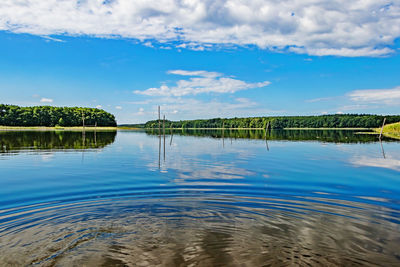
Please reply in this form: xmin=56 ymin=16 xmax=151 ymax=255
xmin=0 ymin=104 xmax=117 ymax=127
xmin=144 ymin=114 xmax=400 ymax=129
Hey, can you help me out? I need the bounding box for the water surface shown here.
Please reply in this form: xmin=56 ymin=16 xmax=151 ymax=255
xmin=0 ymin=130 xmax=399 ymax=266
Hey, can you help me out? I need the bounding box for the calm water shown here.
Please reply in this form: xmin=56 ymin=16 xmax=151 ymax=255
xmin=0 ymin=130 xmax=400 ymax=266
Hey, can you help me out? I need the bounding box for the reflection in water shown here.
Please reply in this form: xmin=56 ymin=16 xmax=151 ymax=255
xmin=1 ymin=196 xmax=400 ymax=266
xmin=350 ymin=141 xmax=400 ymax=170
xmin=0 ymin=130 xmax=117 ymax=154
xmin=381 ymin=141 xmax=386 ymax=159
xmin=146 ymin=128 xmax=395 ymax=143
xmin=351 ymin=156 xmax=400 ymax=171
xmin=0 ymin=131 xmax=400 ymax=266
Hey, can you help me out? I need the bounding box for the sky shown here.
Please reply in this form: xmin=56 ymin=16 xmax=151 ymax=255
xmin=0 ymin=0 xmax=400 ymax=124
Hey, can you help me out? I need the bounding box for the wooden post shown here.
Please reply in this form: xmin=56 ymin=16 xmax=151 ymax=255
xmin=158 ymin=106 xmax=161 ymax=136
xmin=158 ymin=132 xmax=161 ymax=169
xmin=163 ymin=115 xmax=165 ymax=136
xmin=222 ymin=121 xmax=225 ymax=147
xmin=82 ymin=130 xmax=86 ymax=147
xmin=222 ymin=129 xmax=225 ymax=148
xmin=265 ymin=121 xmax=270 ymax=139
xmin=82 ymin=112 xmax=85 ymax=130
xmin=230 ymin=127 xmax=232 ymax=145
xmin=379 ymin=118 xmax=386 ymax=140
xmin=380 ymin=141 xmax=386 ymax=159
xmin=170 ymin=128 xmax=174 ymax=146
xmin=265 ymin=121 xmax=270 ymax=151
xmin=163 ymin=115 xmax=166 ymax=161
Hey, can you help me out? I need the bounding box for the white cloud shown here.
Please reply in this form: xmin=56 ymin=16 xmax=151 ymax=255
xmin=1 ymin=0 xmax=399 ymax=56
xmin=96 ymin=105 xmax=102 ymax=109
xmin=306 ymin=97 xmax=336 ymax=103
xmin=149 ymin=97 xmax=280 ymax=120
xmin=40 ymin=97 xmax=53 ymax=103
xmin=143 ymin=41 xmax=154 ymax=48
xmin=115 ymin=106 xmax=122 ymax=110
xmin=41 ymin=35 xmax=65 ymax=43
xmin=348 ymin=86 xmax=400 ymax=105
xmin=134 ymin=70 xmax=270 ymax=96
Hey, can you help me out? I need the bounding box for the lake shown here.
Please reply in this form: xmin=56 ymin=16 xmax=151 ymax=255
xmin=0 ymin=129 xmax=399 ymax=266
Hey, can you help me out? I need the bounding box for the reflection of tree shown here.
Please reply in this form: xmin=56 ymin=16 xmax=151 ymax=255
xmin=0 ymin=131 xmax=116 ymax=153
xmin=145 ymin=129 xmax=393 ymax=143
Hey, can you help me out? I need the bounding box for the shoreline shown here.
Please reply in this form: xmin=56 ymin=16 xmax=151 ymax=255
xmin=372 ymin=123 xmax=400 ymax=140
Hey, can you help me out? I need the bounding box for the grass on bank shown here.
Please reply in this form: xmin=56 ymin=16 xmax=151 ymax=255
xmin=0 ymin=126 xmax=117 ymax=131
xmin=374 ymin=122 xmax=400 ymax=139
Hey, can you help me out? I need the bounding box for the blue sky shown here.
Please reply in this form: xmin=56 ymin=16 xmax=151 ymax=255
xmin=0 ymin=1 xmax=400 ymax=124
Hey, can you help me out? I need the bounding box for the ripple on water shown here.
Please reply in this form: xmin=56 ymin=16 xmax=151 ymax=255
xmin=1 ymin=190 xmax=400 ymax=266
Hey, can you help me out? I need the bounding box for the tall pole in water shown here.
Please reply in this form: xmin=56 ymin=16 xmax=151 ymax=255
xmin=170 ymin=129 xmax=174 ymax=146
xmin=82 ymin=112 xmax=85 ymax=130
xmin=265 ymin=121 xmax=270 ymax=151
xmin=158 ymin=106 xmax=161 ymax=136
xmin=163 ymin=115 xmax=166 ymax=161
xmin=222 ymin=121 xmax=225 ymax=148
xmin=379 ymin=117 xmax=386 ymax=140
xmin=158 ymin=106 xmax=161 ymax=169
xmin=158 ymin=132 xmax=161 ymax=169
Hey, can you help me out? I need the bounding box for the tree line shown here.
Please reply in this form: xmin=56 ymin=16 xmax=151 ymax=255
xmin=0 ymin=104 xmax=117 ymax=127
xmin=144 ymin=114 xmax=400 ymax=129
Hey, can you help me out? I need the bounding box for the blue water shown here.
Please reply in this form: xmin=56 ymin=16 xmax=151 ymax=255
xmin=0 ymin=130 xmax=399 ymax=266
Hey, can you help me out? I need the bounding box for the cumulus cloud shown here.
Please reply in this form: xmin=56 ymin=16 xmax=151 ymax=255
xmin=115 ymin=106 xmax=122 ymax=110
xmin=134 ymin=70 xmax=270 ymax=96
xmin=146 ymin=97 xmax=281 ymax=120
xmin=348 ymin=86 xmax=400 ymax=105
xmin=306 ymin=97 xmax=336 ymax=103
xmin=40 ymin=97 xmax=53 ymax=103
xmin=0 ymin=0 xmax=399 ymax=56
